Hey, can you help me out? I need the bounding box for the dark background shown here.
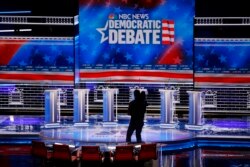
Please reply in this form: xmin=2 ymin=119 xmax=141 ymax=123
xmin=0 ymin=0 xmax=78 ymax=16
xmin=0 ymin=0 xmax=249 ymax=17
xmin=195 ymin=0 xmax=249 ymax=17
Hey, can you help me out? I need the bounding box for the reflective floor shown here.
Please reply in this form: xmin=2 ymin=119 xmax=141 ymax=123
xmin=0 ymin=115 xmax=250 ymax=143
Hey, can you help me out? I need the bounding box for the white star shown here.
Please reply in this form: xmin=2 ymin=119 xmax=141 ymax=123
xmin=96 ymin=21 xmax=109 ymax=43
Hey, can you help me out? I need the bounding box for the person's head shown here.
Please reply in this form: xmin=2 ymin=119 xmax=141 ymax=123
xmin=140 ymin=91 xmax=146 ymax=100
xmin=134 ymin=89 xmax=140 ymax=100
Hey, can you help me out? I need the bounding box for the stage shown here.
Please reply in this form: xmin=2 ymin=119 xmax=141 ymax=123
xmin=0 ymin=115 xmax=250 ymax=150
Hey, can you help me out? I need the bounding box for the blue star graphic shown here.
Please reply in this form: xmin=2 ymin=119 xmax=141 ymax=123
xmin=116 ymin=48 xmax=121 ymax=53
xmin=34 ymin=49 xmax=40 ymax=54
xmin=239 ymin=51 xmax=245 ymax=57
xmin=103 ymin=53 xmax=110 ymax=60
xmin=170 ymin=4 xmax=178 ymax=12
xmin=210 ymin=49 xmax=215 ymax=54
xmin=50 ymin=45 xmax=57 ymax=52
xmin=110 ymin=45 xmax=116 ymax=49
xmin=133 ymin=45 xmax=140 ymax=50
xmin=19 ymin=61 xmax=27 ymax=66
xmin=139 ymin=8 xmax=146 ymax=13
xmin=197 ymin=54 xmax=204 ymax=61
xmin=80 ymin=44 xmax=88 ymax=51
xmin=125 ymin=53 xmax=132 ymax=61
xmin=231 ymin=63 xmax=238 ymax=68
xmin=43 ymin=55 xmax=50 ymax=62
xmin=219 ymin=55 xmax=226 ymax=63
xmin=114 ymin=7 xmax=122 ymax=13
xmin=67 ymin=56 xmax=74 ymax=64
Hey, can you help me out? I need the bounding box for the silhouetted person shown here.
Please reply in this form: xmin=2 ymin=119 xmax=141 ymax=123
xmin=126 ymin=90 xmax=147 ymax=143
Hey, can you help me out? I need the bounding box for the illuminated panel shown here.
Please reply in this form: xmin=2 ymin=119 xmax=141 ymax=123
xmin=0 ymin=36 xmax=74 ymax=84
xmin=77 ymin=0 xmax=194 ymax=83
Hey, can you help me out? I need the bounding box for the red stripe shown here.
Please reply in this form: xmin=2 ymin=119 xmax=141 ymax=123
xmin=162 ymin=41 xmax=171 ymax=45
xmin=162 ymin=34 xmax=170 ymax=37
xmin=0 ymin=73 xmax=73 ymax=81
xmin=80 ymin=79 xmax=189 ymax=82
xmin=169 ymin=27 xmax=174 ymax=31
xmin=80 ymin=71 xmax=192 ymax=79
xmin=195 ymin=76 xmax=250 ymax=83
xmin=162 ymin=27 xmax=169 ymax=30
xmin=168 ymin=20 xmax=174 ymax=24
xmin=162 ymin=20 xmax=168 ymax=23
xmin=169 ymin=34 xmax=174 ymax=37
xmin=162 ymin=27 xmax=174 ymax=30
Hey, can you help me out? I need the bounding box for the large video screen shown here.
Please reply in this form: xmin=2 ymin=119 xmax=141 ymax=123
xmin=194 ymin=39 xmax=250 ymax=86
xmin=77 ymin=0 xmax=194 ymax=83
xmin=0 ymin=37 xmax=74 ymax=83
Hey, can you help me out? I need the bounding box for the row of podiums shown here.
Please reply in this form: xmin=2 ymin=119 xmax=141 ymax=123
xmin=44 ymin=88 xmax=208 ymax=130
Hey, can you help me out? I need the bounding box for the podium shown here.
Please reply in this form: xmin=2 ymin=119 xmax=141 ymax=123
xmin=185 ymin=91 xmax=204 ymax=130
xmin=73 ymin=89 xmax=90 ymax=126
xmin=44 ymin=89 xmax=60 ymax=127
xmin=102 ymin=88 xmax=119 ymax=126
xmin=159 ymin=89 xmax=178 ymax=128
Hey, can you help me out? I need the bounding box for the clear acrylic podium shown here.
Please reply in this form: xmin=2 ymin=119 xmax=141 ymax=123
xmin=73 ymin=89 xmax=90 ymax=126
xmin=159 ymin=89 xmax=178 ymax=128
xmin=102 ymin=88 xmax=119 ymax=126
xmin=44 ymin=89 xmax=60 ymax=127
xmin=185 ymin=91 xmax=204 ymax=130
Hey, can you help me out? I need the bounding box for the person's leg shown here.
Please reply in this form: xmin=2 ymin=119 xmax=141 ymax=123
xmin=135 ymin=124 xmax=143 ymax=143
xmin=126 ymin=123 xmax=135 ymax=142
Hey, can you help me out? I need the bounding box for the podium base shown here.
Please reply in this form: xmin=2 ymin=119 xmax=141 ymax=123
xmin=160 ymin=123 xmax=176 ymax=129
xmin=185 ymin=124 xmax=204 ymax=130
xmin=101 ymin=122 xmax=117 ymax=127
xmin=44 ymin=123 xmax=61 ymax=128
xmin=74 ymin=122 xmax=90 ymax=127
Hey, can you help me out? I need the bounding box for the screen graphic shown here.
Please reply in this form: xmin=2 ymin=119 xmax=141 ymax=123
xmin=194 ymin=39 xmax=250 ymax=86
xmin=77 ymin=0 xmax=194 ymax=83
xmin=0 ymin=37 xmax=74 ymax=83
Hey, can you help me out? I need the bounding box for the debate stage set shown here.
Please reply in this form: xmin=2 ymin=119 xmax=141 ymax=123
xmin=0 ymin=0 xmax=250 ymax=166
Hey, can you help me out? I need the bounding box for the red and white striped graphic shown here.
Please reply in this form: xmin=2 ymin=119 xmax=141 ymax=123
xmin=195 ymin=73 xmax=250 ymax=86
xmin=79 ymin=69 xmax=193 ymax=83
xmin=162 ymin=20 xmax=174 ymax=45
xmin=0 ymin=71 xmax=74 ymax=84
